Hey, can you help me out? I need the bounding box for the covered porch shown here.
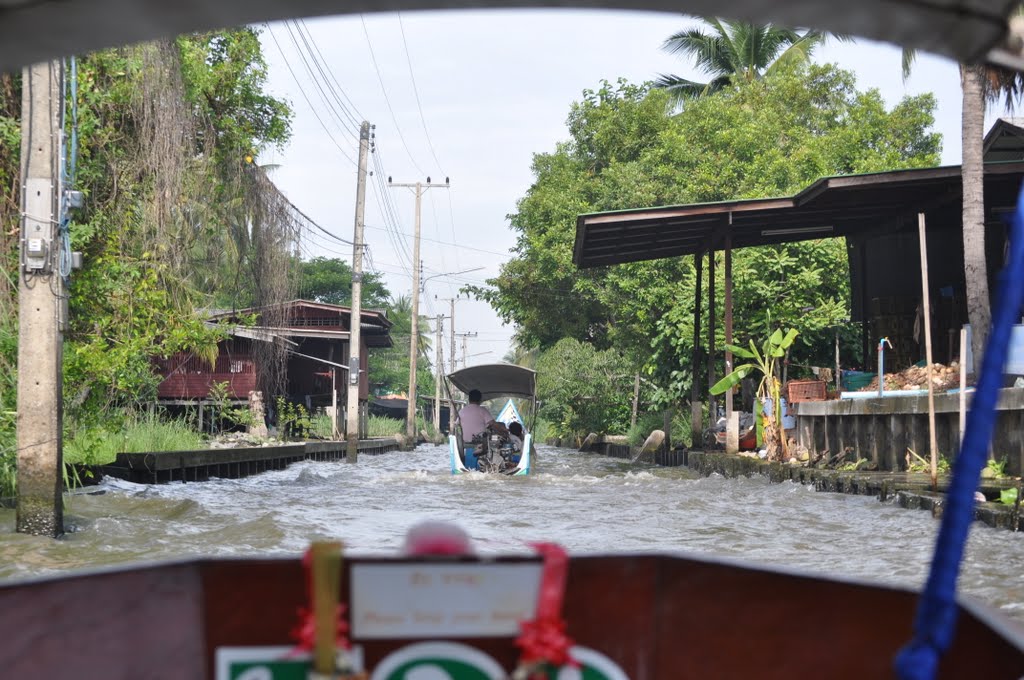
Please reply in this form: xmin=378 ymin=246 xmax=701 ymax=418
xmin=573 ymin=158 xmax=1024 ymax=465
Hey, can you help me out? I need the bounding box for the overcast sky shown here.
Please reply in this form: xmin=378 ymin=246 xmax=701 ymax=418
xmin=257 ymin=8 xmax=986 ymax=370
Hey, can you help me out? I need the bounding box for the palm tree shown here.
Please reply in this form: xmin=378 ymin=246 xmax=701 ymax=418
xmin=654 ymin=18 xmax=835 ymax=105
xmin=903 ymin=45 xmax=1023 ymax=373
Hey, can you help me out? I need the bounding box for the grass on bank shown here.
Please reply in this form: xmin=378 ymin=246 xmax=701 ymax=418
xmin=366 ymin=414 xmax=440 ymax=440
xmin=64 ymin=413 xmax=205 ymax=466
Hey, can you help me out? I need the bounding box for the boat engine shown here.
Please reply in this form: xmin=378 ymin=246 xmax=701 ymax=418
xmin=476 ymin=430 xmax=518 ymax=473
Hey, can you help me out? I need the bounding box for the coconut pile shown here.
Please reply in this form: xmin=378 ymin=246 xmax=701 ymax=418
xmin=859 ymin=362 xmax=966 ymax=392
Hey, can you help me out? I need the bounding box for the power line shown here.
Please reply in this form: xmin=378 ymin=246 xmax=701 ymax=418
xmin=397 ymin=12 xmax=445 ymax=174
xmin=295 ymin=19 xmax=365 ymax=128
xmin=284 ymin=21 xmax=359 ymax=142
xmin=363 ymin=223 xmax=513 ymax=258
xmin=370 ymin=152 xmax=414 ymax=274
xmin=360 ymin=14 xmax=427 ymax=176
xmin=265 ymin=25 xmax=359 ymax=168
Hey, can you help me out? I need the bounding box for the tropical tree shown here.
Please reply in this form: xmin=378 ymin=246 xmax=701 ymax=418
xmin=298 ymin=256 xmax=390 ymax=308
xmin=535 ymin=337 xmax=633 ymax=438
xmin=654 ymin=18 xmax=837 ymax=104
xmin=477 ymin=64 xmax=940 ymax=416
xmin=903 ymin=41 xmax=1024 ymax=373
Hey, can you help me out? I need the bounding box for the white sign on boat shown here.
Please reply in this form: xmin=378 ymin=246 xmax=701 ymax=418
xmin=350 ymin=562 xmax=543 ymax=639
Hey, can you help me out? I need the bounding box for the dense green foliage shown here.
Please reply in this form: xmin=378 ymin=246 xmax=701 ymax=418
xmin=51 ymin=31 xmax=295 ymax=423
xmin=0 ymin=32 xmax=436 ymax=494
xmin=535 ymin=338 xmax=632 ymax=437
xmin=299 ymin=256 xmax=390 ymax=308
xmin=478 ymin=63 xmax=941 ymax=438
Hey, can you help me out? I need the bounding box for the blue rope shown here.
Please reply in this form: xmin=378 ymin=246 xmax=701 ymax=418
xmin=894 ymin=183 xmax=1024 ymax=679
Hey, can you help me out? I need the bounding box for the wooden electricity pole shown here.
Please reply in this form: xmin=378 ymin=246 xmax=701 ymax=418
xmin=17 ymin=61 xmax=64 ymax=536
xmin=346 ymin=121 xmax=371 ymax=464
xmin=389 ymin=177 xmax=449 ymax=442
xmin=434 ymin=314 xmax=443 ymax=434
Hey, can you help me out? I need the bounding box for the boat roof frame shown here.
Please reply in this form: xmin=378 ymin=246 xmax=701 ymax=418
xmin=446 ymin=363 xmax=537 ymax=402
xmin=2 ymin=1 xmax=1024 ymax=74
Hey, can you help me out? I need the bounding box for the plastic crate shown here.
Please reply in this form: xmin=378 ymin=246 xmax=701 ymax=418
xmin=785 ymin=379 xmax=827 ymax=403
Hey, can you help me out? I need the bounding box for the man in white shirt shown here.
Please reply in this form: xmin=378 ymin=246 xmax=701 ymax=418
xmin=458 ymin=389 xmax=508 ymax=441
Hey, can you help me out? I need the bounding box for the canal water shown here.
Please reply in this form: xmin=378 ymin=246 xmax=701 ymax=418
xmin=1 ymin=444 xmax=1023 ymax=620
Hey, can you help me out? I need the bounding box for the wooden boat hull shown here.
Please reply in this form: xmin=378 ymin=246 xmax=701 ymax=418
xmin=0 ymin=551 xmax=1021 ymax=679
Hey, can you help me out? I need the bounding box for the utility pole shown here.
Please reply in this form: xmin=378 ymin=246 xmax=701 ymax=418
xmin=457 ymin=332 xmax=478 ymax=369
xmin=450 ymin=299 xmax=457 ymax=423
xmin=436 ymin=295 xmax=460 ymax=425
xmin=17 ymin=61 xmax=64 ymax=536
xmin=346 ymin=121 xmax=371 ymax=464
xmin=389 ymin=176 xmax=450 ymax=442
xmin=434 ymin=314 xmax=443 ymax=435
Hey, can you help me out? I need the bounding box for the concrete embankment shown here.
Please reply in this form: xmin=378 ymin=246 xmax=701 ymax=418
xmin=568 ymin=438 xmax=1024 ymax=532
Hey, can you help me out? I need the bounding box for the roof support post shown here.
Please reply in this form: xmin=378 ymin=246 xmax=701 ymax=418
xmin=707 ymin=248 xmax=717 ymax=431
xmin=724 ymin=230 xmax=734 ymax=442
xmin=860 ymin=241 xmax=871 ymax=371
xmin=690 ymin=251 xmax=704 ymax=449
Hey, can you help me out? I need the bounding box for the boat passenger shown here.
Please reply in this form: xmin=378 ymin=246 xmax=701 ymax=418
xmin=507 ymin=421 xmax=524 ymax=451
xmin=458 ymin=389 xmax=508 ymax=442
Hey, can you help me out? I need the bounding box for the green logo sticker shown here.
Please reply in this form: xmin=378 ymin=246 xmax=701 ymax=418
xmin=370 ymin=642 xmax=505 ymax=680
xmin=215 ymin=646 xmax=364 ymax=680
xmin=227 ymin=658 xmax=308 ymax=680
xmin=544 ymin=646 xmax=630 ymax=680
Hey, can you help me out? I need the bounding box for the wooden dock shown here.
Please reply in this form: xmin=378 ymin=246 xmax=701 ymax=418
xmin=96 ymin=438 xmax=400 ymax=484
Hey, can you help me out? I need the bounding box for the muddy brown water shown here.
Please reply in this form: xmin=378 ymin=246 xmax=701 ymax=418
xmin=0 ymin=444 xmax=1023 ymax=621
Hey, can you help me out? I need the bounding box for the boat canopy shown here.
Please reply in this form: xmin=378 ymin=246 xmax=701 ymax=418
xmin=1 ymin=0 xmax=1023 ymax=74
xmin=447 ymin=363 xmax=536 ymax=402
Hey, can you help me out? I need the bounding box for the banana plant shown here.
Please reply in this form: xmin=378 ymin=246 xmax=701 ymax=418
xmin=710 ymin=328 xmax=798 ymax=460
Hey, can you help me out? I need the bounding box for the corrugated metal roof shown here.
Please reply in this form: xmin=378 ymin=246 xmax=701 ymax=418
xmin=573 ymin=161 xmax=1024 ymax=268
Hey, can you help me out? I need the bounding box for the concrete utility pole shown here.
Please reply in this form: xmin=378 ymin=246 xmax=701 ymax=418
xmin=434 ymin=314 xmax=443 ymax=434
xmin=448 ymin=294 xmax=456 ymax=428
xmin=388 ymin=177 xmax=449 ymax=441
xmin=436 ymin=295 xmax=460 ymax=426
xmin=346 ymin=121 xmax=371 ymax=464
xmin=17 ymin=61 xmax=64 ymax=536
xmin=457 ymin=332 xmax=478 ymax=369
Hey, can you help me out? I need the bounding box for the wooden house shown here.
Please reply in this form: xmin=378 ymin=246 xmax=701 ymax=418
xmin=155 ymin=300 xmax=393 ymax=430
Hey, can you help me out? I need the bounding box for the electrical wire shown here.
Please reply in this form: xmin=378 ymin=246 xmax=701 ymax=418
xmin=295 ymin=19 xmax=365 ymax=128
xmin=397 ymin=12 xmax=445 ymax=175
xmin=265 ymin=25 xmax=359 ymax=169
xmin=363 ymin=223 xmax=513 ymax=258
xmin=360 ymin=14 xmax=426 ymax=177
xmin=284 ymin=21 xmax=360 ymax=142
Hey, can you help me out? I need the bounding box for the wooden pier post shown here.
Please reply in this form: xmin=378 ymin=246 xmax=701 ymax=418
xmin=918 ymin=213 xmax=939 ymax=489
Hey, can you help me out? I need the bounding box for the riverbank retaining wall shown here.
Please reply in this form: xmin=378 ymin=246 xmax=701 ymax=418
xmin=574 ymin=439 xmax=1024 ymax=532
xmin=794 ymin=387 xmax=1024 ymax=475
